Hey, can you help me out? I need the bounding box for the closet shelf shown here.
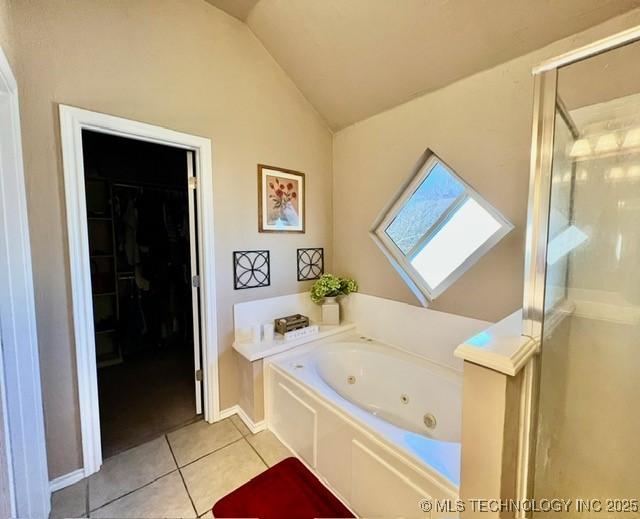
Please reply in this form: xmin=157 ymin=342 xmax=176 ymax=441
xmin=95 ymin=328 xmax=117 ymax=335
xmin=97 ymin=351 xmax=123 ymax=369
xmin=87 ymin=173 xmax=191 ymax=368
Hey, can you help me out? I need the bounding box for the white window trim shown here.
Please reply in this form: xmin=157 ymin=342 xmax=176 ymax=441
xmin=370 ymin=149 xmax=514 ymax=304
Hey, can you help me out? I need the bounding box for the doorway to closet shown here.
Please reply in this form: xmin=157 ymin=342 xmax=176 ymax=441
xmin=82 ymin=130 xmax=202 ymax=458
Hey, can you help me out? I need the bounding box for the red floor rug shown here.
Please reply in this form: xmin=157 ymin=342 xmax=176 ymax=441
xmin=212 ymin=457 xmax=355 ymax=519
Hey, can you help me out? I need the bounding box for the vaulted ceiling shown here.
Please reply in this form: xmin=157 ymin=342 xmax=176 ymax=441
xmin=205 ymin=0 xmax=640 ymax=130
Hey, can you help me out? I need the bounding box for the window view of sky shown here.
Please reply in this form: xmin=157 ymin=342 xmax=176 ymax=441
xmin=385 ymin=163 xmax=464 ymax=254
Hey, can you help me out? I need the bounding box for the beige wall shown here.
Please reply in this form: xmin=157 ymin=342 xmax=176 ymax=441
xmin=0 ymin=0 xmax=13 ymax=68
xmin=332 ymin=8 xmax=640 ymax=323
xmin=11 ymin=0 xmax=332 ymax=479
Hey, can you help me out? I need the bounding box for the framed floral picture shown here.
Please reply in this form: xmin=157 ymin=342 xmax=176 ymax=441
xmin=258 ymin=164 xmax=305 ymax=233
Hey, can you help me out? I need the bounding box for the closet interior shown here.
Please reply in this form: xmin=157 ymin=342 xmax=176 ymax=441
xmin=82 ymin=130 xmax=200 ymax=458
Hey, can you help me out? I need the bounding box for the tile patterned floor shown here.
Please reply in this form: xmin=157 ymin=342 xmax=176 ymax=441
xmin=49 ymin=417 xmax=293 ymax=519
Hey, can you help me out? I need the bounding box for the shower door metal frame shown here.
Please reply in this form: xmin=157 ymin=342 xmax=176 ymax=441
xmin=517 ymin=24 xmax=640 ymax=512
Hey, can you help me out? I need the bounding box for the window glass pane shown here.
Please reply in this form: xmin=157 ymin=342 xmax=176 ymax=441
xmin=410 ymin=198 xmax=501 ymax=289
xmin=385 ymin=163 xmax=464 ymax=254
xmin=372 ymin=151 xmax=512 ymax=300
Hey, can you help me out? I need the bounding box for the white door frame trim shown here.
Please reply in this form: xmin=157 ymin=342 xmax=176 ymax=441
xmin=0 ymin=46 xmax=51 ymax=517
xmin=59 ymin=105 xmax=220 ymax=476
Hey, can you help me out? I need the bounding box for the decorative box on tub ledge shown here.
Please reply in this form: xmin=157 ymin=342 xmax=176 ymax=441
xmin=232 ymin=322 xmax=356 ymax=362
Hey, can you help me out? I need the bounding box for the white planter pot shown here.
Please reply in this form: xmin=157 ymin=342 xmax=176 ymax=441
xmin=322 ymin=296 xmax=340 ymax=325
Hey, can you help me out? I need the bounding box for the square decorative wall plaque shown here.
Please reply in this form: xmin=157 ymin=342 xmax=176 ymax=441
xmin=297 ymin=248 xmax=324 ymax=281
xmin=233 ymin=250 xmax=270 ymax=289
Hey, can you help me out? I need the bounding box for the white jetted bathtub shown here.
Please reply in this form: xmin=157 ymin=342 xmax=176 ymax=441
xmin=265 ymin=334 xmax=461 ymax=519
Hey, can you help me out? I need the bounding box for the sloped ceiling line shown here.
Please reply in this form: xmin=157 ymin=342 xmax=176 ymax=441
xmin=205 ymin=0 xmax=640 ymax=130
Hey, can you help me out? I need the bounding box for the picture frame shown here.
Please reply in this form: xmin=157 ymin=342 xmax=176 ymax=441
xmin=258 ymin=164 xmax=305 ymax=233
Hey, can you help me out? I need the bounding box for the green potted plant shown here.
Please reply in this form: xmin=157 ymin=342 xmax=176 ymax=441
xmin=310 ymin=274 xmax=358 ymax=325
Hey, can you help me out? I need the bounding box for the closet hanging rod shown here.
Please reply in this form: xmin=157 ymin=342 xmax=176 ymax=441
xmin=112 ymin=181 xmax=186 ymax=193
xmin=84 ymin=175 xmax=186 ymax=192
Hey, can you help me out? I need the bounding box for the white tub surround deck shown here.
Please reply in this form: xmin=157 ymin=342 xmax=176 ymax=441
xmin=232 ymin=292 xmax=532 ymax=518
xmin=230 ymin=293 xmax=490 ymax=425
xmin=341 ymin=293 xmax=491 ymax=371
xmin=453 ymin=309 xmax=538 ymax=376
xmin=266 ymin=335 xmax=463 ymax=519
xmin=233 ymin=323 xmax=356 ymax=361
xmin=233 ymin=293 xmax=356 ymax=361
xmin=453 ymin=309 xmax=541 ymax=515
xmin=232 ymin=286 xmax=544 ymax=517
xmin=233 ymin=292 xmax=492 ymax=367
xmin=248 ymin=292 xmax=492 ymax=519
xmin=231 ymin=293 xmax=358 ymax=425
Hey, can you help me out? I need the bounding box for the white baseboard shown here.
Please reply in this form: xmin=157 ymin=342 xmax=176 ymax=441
xmin=219 ymin=405 xmax=266 ymax=434
xmin=50 ymin=468 xmax=85 ymax=493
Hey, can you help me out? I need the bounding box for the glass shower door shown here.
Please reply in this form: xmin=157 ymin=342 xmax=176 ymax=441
xmin=533 ymin=39 xmax=640 ymax=514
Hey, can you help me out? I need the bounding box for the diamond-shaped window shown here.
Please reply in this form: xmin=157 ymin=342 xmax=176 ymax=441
xmin=371 ymin=150 xmax=513 ymax=303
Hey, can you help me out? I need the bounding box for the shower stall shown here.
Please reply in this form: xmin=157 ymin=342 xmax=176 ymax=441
xmin=522 ymin=29 xmax=640 ymax=514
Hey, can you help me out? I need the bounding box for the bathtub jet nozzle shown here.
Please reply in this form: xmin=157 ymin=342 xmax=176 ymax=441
xmin=423 ymin=413 xmax=437 ymax=429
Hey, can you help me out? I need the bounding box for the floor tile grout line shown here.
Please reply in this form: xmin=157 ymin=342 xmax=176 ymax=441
xmin=82 ymin=419 xmax=245 ymax=518
xmin=101 ymin=424 xmax=188 ymax=464
xmin=179 ymin=436 xmax=264 ymax=517
xmin=243 ymin=435 xmax=270 ymax=470
xmin=176 ymin=435 xmax=246 ymax=470
xmin=163 ymin=433 xmax=179 ymax=472
xmin=88 ymin=436 xmax=179 ymax=511
xmin=229 ymin=415 xmax=250 ymax=437
xmin=85 ymin=475 xmax=90 ymax=518
xmin=169 ymin=417 xmax=244 ymax=469
xmin=103 ymin=414 xmax=201 ymax=461
xmin=87 ymin=467 xmax=179 ymax=514
xmin=83 ymin=422 xmax=197 ymax=516
xmin=167 ymin=421 xmax=246 ymax=516
xmin=166 ymin=434 xmax=199 ymax=518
